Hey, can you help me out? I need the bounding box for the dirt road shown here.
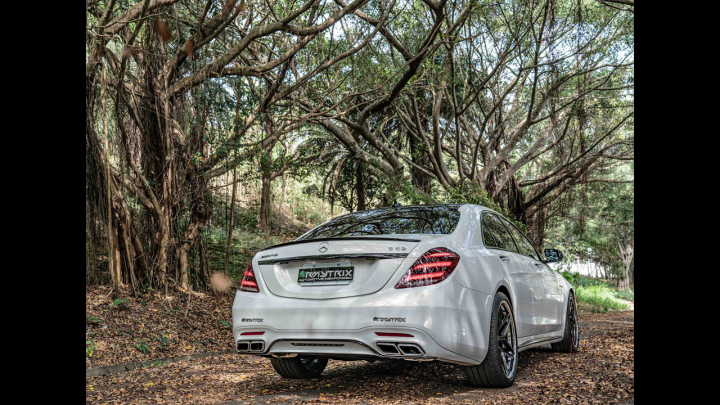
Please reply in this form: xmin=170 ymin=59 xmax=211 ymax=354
xmin=86 ymin=310 xmax=634 ymax=404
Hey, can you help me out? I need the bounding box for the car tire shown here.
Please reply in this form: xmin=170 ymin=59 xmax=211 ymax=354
xmin=464 ymin=292 xmax=518 ymax=388
xmin=551 ymin=292 xmax=580 ymax=353
xmin=270 ymin=355 xmax=328 ymax=379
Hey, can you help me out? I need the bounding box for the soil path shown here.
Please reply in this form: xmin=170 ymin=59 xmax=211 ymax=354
xmin=86 ymin=310 xmax=634 ymax=404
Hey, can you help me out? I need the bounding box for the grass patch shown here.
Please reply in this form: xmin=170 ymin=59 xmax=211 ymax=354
xmin=576 ymin=285 xmax=630 ymax=313
xmin=613 ymin=288 xmax=634 ymax=302
xmin=560 ymin=271 xmax=631 ymax=313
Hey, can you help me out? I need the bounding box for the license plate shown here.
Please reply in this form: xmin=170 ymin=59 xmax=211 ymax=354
xmin=298 ymin=262 xmax=354 ymax=286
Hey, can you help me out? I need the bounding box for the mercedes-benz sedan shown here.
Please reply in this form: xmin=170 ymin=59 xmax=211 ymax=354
xmin=232 ymin=204 xmax=579 ymax=387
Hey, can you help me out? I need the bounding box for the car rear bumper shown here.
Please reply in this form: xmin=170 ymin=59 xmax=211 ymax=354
xmin=231 ymin=280 xmax=492 ymax=365
xmin=234 ymin=326 xmax=478 ymax=365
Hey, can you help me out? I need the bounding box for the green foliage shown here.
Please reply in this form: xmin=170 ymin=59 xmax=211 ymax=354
xmin=614 ymin=288 xmax=634 ymax=302
xmin=135 ymin=339 xmax=151 ymax=354
xmin=560 ymin=270 xmax=578 ymax=286
xmin=576 ymin=285 xmax=630 ymax=313
xmin=204 ymin=225 xmax=290 ymax=280
xmin=561 ymin=271 xmax=630 ymax=313
xmin=398 ymin=179 xmax=435 ymax=205
xmin=112 ymin=298 xmax=130 ymax=309
xmin=545 ymin=171 xmax=634 ymax=282
xmin=435 ymin=183 xmax=527 ymax=232
xmin=86 ymin=0 xmax=633 ymax=294
xmin=220 ymin=320 xmax=230 ymax=328
xmin=86 ymin=339 xmax=98 ymax=357
xmin=86 ymin=315 xmax=102 ymax=325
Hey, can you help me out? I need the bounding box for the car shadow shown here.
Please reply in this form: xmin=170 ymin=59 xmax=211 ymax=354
xmin=229 ymin=347 xmax=557 ymax=404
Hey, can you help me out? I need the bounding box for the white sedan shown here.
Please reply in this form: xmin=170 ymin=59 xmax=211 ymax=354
xmin=232 ymin=204 xmax=579 ymax=387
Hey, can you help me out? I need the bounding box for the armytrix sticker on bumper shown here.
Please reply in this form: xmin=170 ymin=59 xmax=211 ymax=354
xmin=373 ymin=317 xmax=406 ymax=322
xmin=241 ymin=318 xmax=264 ymax=322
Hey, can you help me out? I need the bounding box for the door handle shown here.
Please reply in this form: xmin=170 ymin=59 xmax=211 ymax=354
xmin=499 ymin=255 xmax=510 ymax=262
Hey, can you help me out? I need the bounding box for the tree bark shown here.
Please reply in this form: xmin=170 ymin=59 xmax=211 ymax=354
xmin=100 ymin=65 xmax=124 ymax=291
xmin=178 ymin=189 xmax=211 ymax=290
xmin=355 ymin=160 xmax=366 ymax=211
xmin=259 ymin=170 xmax=272 ymax=232
xmin=108 ymin=219 xmax=123 ymax=289
xmin=526 ymin=203 xmax=549 ymax=249
xmin=617 ymin=237 xmax=634 ymax=291
xmin=224 ymin=168 xmax=238 ymax=275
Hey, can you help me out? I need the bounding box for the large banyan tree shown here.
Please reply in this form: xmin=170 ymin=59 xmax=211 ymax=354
xmin=86 ymin=0 xmax=633 ymax=292
xmin=294 ymin=0 xmax=633 ymax=246
xmin=86 ymin=0 xmax=378 ymax=292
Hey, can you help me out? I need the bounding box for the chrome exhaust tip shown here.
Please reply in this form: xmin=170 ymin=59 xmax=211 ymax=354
xmin=397 ymin=343 xmax=424 ymax=356
xmin=250 ymin=341 xmax=265 ymax=352
xmin=237 ymin=340 xmax=264 ymax=353
xmin=377 ymin=343 xmax=400 ymax=355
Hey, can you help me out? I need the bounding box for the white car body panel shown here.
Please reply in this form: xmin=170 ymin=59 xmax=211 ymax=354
xmin=232 ymin=204 xmax=573 ymax=365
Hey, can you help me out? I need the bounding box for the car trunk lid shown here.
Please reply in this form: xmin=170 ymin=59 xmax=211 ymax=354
xmin=256 ymin=237 xmax=421 ymax=299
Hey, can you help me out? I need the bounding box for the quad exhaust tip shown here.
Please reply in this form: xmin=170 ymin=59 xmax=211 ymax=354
xmin=377 ymin=343 xmax=400 ymax=355
xmin=237 ymin=340 xmax=265 ymax=353
xmin=397 ymin=343 xmax=423 ymax=355
xmin=377 ymin=342 xmax=424 ymax=356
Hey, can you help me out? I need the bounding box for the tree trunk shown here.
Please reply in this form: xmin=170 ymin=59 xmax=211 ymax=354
xmin=108 ymin=219 xmax=124 ymax=289
xmin=128 ymin=222 xmax=149 ymax=285
xmin=224 ymin=168 xmax=238 ymax=275
xmin=526 ymin=203 xmax=549 ymax=249
xmin=201 ymin=236 xmax=211 ymax=282
xmin=99 ymin=64 xmax=124 ymax=292
xmin=618 ymin=273 xmax=630 ymax=291
xmin=617 ymin=238 xmax=634 ymax=291
xmin=355 ymin=160 xmax=366 ymax=211
xmin=178 ymin=194 xmax=211 ymax=291
xmin=178 ymin=244 xmax=191 ymax=291
xmin=157 ymin=221 xmax=170 ymax=291
xmin=259 ymin=170 xmax=272 ymax=232
xmin=408 ymin=126 xmax=431 ymax=197
xmin=119 ymin=222 xmax=137 ymax=293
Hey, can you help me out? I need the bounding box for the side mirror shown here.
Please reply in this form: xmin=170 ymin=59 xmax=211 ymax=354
xmin=544 ymin=248 xmax=563 ymax=263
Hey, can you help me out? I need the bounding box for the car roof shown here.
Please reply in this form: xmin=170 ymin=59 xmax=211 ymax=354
xmin=345 ymin=203 xmax=502 ymax=213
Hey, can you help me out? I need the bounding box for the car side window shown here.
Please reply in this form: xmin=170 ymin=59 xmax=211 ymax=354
xmin=482 ymin=213 xmax=519 ymax=253
xmin=501 ymin=218 xmax=540 ymax=261
xmin=481 ymin=217 xmax=501 ymax=248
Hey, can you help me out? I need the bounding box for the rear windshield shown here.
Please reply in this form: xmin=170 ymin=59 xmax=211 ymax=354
xmin=297 ymin=205 xmax=462 ymax=240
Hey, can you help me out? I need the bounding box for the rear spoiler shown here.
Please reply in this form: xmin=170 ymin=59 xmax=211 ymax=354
xmin=258 ymin=253 xmax=409 ymax=265
xmin=258 ymin=236 xmax=421 ymax=252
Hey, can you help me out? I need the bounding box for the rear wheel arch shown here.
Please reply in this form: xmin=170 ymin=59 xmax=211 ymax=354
xmin=495 ymin=284 xmax=514 ymax=310
xmin=465 ymin=289 xmax=518 ymax=387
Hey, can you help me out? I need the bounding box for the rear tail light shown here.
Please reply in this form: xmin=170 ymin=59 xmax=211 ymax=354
xmin=395 ymin=247 xmax=460 ymax=289
xmin=239 ymin=262 xmax=259 ymax=293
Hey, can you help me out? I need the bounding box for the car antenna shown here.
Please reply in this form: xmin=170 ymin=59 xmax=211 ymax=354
xmin=392 ymin=199 xmax=402 ymax=208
